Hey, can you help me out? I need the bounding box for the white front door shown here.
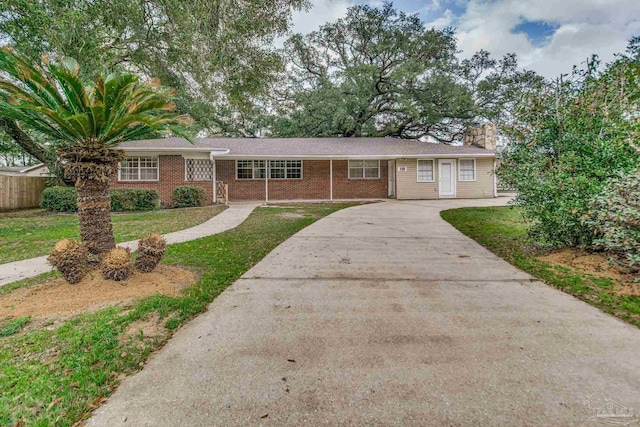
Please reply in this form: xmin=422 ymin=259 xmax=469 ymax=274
xmin=439 ymin=159 xmax=456 ymax=197
xmin=388 ymin=160 xmax=396 ymax=198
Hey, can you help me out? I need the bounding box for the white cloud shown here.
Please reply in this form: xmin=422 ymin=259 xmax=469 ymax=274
xmin=453 ymin=0 xmax=640 ymax=77
xmin=424 ymin=8 xmax=455 ymax=29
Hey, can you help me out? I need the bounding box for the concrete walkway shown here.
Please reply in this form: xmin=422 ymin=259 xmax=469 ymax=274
xmin=0 ymin=203 xmax=259 ymax=287
xmin=89 ymin=198 xmax=640 ymax=426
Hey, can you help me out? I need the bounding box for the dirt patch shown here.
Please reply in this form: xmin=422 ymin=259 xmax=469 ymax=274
xmin=124 ymin=312 xmax=169 ymax=340
xmin=0 ymin=265 xmax=196 ymax=319
xmin=278 ymin=212 xmax=307 ymax=219
xmin=538 ymin=248 xmax=639 ymax=295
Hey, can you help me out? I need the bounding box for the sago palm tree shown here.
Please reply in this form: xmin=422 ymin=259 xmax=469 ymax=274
xmin=0 ymin=47 xmax=189 ymax=255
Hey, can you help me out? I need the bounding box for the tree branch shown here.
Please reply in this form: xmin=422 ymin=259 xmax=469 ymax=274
xmin=0 ymin=118 xmax=72 ymax=185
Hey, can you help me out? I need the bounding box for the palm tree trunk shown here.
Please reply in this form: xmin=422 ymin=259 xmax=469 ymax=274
xmin=76 ymin=177 xmax=115 ymax=254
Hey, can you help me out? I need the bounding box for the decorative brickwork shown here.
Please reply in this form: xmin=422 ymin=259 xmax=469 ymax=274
xmin=112 ymin=156 xmax=389 ymax=204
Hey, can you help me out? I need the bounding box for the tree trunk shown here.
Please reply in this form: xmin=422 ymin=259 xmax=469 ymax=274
xmin=76 ymin=177 xmax=116 ymax=255
xmin=0 ymin=118 xmax=74 ymax=186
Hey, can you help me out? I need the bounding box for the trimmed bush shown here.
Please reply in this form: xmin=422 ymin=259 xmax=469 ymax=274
xmin=172 ymin=185 xmax=207 ymax=208
xmin=40 ymin=187 xmax=159 ymax=212
xmin=40 ymin=187 xmax=77 ymax=213
xmin=110 ymin=189 xmax=158 ymax=212
xmin=135 ymin=233 xmax=167 ymax=272
xmin=101 ymin=247 xmax=133 ymax=281
xmin=47 ymin=238 xmax=89 ymax=283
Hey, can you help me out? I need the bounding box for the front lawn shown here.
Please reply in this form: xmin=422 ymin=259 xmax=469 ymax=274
xmin=0 ymin=203 xmax=356 ymax=427
xmin=0 ymin=206 xmax=227 ymax=264
xmin=442 ymin=206 xmax=640 ymax=328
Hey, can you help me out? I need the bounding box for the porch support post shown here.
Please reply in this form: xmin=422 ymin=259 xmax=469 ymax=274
xmin=265 ymin=159 xmax=269 ymax=204
xmin=211 ymin=159 xmax=218 ymax=205
xmin=329 ymin=159 xmax=333 ymax=201
xmin=212 ymin=158 xmax=217 ymax=204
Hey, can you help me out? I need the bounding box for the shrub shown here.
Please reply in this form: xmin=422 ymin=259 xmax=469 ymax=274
xmin=101 ymin=247 xmax=133 ymax=281
xmin=41 ymin=187 xmax=159 ymax=212
xmin=172 ymin=185 xmax=207 ymax=208
xmin=587 ymin=171 xmax=640 ymax=270
xmin=47 ymin=238 xmax=89 ymax=283
xmin=40 ymin=187 xmax=77 ymax=212
xmin=497 ymin=58 xmax=640 ymax=247
xmin=135 ymin=233 xmax=167 ymax=273
xmin=110 ymin=189 xmax=158 ymax=212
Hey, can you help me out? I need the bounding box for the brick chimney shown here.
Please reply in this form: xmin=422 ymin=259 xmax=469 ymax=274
xmin=463 ymin=123 xmax=497 ymax=151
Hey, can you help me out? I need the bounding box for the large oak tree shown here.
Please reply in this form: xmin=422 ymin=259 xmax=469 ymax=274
xmin=268 ymin=2 xmax=543 ymax=142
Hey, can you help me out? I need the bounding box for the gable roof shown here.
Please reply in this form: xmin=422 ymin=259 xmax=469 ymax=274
xmin=118 ymin=137 xmax=495 ymax=159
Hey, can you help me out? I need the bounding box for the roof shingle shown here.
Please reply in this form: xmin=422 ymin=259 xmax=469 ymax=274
xmin=118 ymin=137 xmax=494 ymax=158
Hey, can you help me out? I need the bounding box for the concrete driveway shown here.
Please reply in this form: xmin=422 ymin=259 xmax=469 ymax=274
xmin=88 ymin=199 xmax=640 ymax=426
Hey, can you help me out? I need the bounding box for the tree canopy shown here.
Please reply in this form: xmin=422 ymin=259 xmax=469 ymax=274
xmin=0 ymin=0 xmax=308 ymax=174
xmin=267 ymin=2 xmax=543 ymax=142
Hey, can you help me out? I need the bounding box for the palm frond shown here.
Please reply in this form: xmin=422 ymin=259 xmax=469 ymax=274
xmin=0 ymin=48 xmax=191 ymax=151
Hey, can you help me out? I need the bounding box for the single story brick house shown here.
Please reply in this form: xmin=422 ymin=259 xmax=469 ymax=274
xmin=114 ymin=135 xmax=497 ymax=205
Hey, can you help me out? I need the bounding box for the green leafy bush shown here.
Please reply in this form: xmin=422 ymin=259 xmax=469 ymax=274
xmin=41 ymin=187 xmax=158 ymax=212
xmin=587 ymin=171 xmax=640 ymax=269
xmin=172 ymin=185 xmax=207 ymax=208
xmin=40 ymin=186 xmax=77 ymax=212
xmin=110 ymin=189 xmax=158 ymax=211
xmin=497 ymin=50 xmax=640 ymax=248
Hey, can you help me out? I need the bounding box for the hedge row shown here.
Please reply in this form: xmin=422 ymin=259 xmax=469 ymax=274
xmin=41 ymin=185 xmax=208 ymax=212
xmin=41 ymin=187 xmax=159 ymax=213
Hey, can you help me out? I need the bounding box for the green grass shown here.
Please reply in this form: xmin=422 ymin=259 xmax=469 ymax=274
xmin=442 ymin=206 xmax=640 ymax=327
xmin=0 ymin=206 xmax=227 ymax=264
xmin=0 ymin=317 xmax=30 ymax=337
xmin=0 ymin=203 xmax=356 ymax=427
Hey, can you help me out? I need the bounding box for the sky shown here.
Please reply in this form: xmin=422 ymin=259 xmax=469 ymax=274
xmin=287 ymin=0 xmax=640 ymax=78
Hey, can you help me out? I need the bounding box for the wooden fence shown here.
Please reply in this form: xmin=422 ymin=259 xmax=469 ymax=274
xmin=0 ymin=175 xmax=48 ymax=210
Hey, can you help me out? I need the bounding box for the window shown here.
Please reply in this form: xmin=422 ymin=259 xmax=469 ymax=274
xmin=269 ymin=160 xmax=302 ymax=179
xmin=118 ymin=156 xmax=158 ymax=181
xmin=269 ymin=160 xmax=286 ymax=179
xmin=236 ymin=160 xmax=265 ymax=179
xmin=348 ymin=159 xmax=379 ymax=179
xmin=236 ymin=160 xmax=302 ymax=180
xmin=185 ymin=159 xmax=213 ymax=181
xmin=417 ymin=159 xmax=434 ymax=182
xmin=459 ymin=159 xmax=476 ymax=181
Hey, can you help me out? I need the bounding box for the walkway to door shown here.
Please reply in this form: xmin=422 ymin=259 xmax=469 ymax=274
xmin=88 ymin=198 xmax=640 ymax=426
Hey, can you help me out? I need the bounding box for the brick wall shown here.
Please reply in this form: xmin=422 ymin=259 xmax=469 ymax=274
xmin=332 ymin=160 xmax=388 ymax=199
xmin=111 ymin=156 xmax=389 ymax=204
xmin=216 ymin=159 xmax=388 ymax=201
xmin=110 ymin=155 xmax=214 ymax=207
